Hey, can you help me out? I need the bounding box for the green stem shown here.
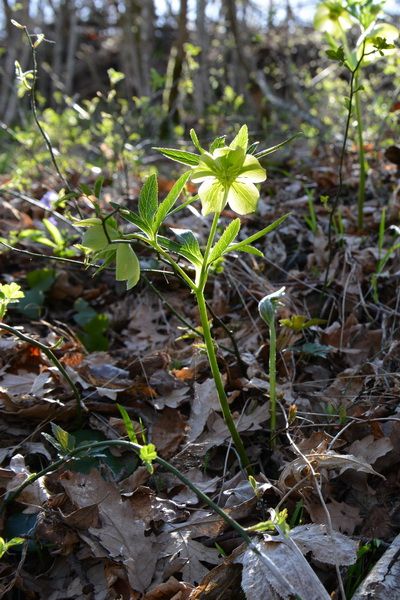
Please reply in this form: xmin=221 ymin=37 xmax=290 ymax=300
xmin=193 ymin=209 xmax=251 ymax=472
xmin=354 ymin=72 xmax=366 ymax=230
xmin=268 ymin=318 xmax=277 ymax=448
xmin=195 ymin=289 xmax=252 ymax=474
xmin=152 ymin=240 xmax=196 ymax=290
xmin=0 ymin=323 xmax=85 ymax=422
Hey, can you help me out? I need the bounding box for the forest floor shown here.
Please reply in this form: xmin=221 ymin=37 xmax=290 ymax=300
xmin=1 ymin=137 xmax=400 ymax=599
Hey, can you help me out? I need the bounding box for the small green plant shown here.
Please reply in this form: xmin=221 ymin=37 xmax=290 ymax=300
xmin=0 ymin=536 xmax=25 ymax=558
xmin=304 ymin=188 xmax=318 ymax=233
xmin=258 ymin=287 xmax=286 ymax=447
xmin=76 ymin=125 xmax=295 ymax=473
xmin=344 ymin=538 xmax=381 ymax=598
xmin=0 ymin=282 xmax=25 ymax=320
xmin=315 ymin=0 xmax=397 ymax=230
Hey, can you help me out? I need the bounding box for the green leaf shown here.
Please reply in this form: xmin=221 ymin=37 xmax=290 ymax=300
xmin=94 ymin=175 xmax=105 ymax=199
xmin=0 ymin=537 xmax=24 ymax=558
xmin=190 ymin=128 xmax=203 ymax=152
xmin=153 ymin=147 xmax=200 ymax=166
xmin=153 ymin=172 xmax=191 ymax=231
xmin=117 ymin=404 xmax=138 ymax=443
xmin=43 ymin=218 xmax=64 ymax=247
xmin=115 ymin=243 xmax=140 ymax=289
xmin=230 ymin=124 xmax=248 ymax=151
xmin=51 ymin=423 xmax=76 ymax=453
xmin=229 ymin=213 xmax=290 ymax=252
xmin=235 ymin=244 xmax=264 ymax=257
xmin=208 ymin=218 xmax=241 ymax=264
xmin=209 ymin=135 xmax=226 ymax=153
xmin=140 ymin=443 xmax=157 ymax=473
xmin=170 ymin=229 xmax=203 ymax=267
xmin=117 ymin=209 xmax=149 ymax=235
xmin=138 ymin=174 xmax=158 ymax=227
xmin=255 ymin=133 xmax=303 ymax=159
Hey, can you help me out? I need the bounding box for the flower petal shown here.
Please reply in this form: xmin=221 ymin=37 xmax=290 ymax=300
xmin=198 ymin=179 xmax=227 ymax=215
xmin=240 ymin=155 xmax=267 ymax=182
xmin=227 ymin=181 xmax=259 ymax=215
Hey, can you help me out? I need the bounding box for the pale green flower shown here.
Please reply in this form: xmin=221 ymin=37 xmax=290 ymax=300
xmin=191 ymin=126 xmax=266 ymax=216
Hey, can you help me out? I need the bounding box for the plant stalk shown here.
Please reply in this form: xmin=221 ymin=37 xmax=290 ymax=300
xmin=194 ymin=289 xmax=252 ymax=474
xmin=354 ymin=72 xmax=366 ymax=230
xmin=268 ymin=316 xmax=277 ymax=448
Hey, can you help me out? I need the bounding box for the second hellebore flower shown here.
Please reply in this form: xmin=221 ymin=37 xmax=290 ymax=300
xmin=191 ymin=126 xmax=267 ymax=216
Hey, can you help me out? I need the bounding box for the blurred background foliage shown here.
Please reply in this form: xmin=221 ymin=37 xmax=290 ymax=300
xmin=0 ymin=0 xmax=399 ymax=188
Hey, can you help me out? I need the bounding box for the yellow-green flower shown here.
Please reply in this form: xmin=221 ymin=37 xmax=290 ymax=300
xmin=191 ymin=126 xmax=266 ymax=216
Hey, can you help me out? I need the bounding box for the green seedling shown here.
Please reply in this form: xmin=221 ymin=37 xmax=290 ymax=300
xmin=0 ymin=282 xmax=24 ymax=320
xmin=305 ymin=189 xmax=318 ymax=233
xmin=77 ymin=125 xmax=296 ymax=473
xmin=258 ymin=287 xmax=286 ymax=447
xmin=0 ymin=536 xmax=25 ymax=558
xmin=315 ymin=0 xmax=398 ymax=230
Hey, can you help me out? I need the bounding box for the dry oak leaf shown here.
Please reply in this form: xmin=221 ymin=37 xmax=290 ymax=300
xmin=279 ymin=450 xmax=383 ymax=491
xmin=60 ymin=469 xmax=158 ymax=593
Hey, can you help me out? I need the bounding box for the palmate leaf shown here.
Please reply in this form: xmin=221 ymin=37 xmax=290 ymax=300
xmin=153 ymin=147 xmax=200 ymax=166
xmin=208 ymin=218 xmax=241 ymax=264
xmin=138 ymin=174 xmax=158 ymax=226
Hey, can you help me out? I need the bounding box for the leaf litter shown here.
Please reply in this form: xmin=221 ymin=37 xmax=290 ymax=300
xmin=1 ymin=142 xmax=400 ymax=599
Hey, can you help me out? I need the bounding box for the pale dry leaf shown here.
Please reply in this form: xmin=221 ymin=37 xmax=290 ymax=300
xmin=279 ymin=450 xmax=383 ymax=491
xmin=160 ymin=531 xmax=220 ymax=585
xmin=60 ymin=469 xmax=157 ymax=593
xmin=196 ymin=403 xmax=267 ymax=451
xmin=235 ymin=537 xmax=330 ymax=600
xmin=291 ymin=524 xmax=358 ymax=566
xmin=187 ymin=379 xmax=221 ymax=442
xmin=347 ymin=435 xmax=393 ymax=465
xmin=6 ymin=453 xmax=49 ymax=512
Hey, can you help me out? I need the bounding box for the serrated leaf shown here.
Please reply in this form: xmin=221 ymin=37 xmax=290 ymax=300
xmin=153 ymin=147 xmax=200 ymax=166
xmin=118 ymin=209 xmax=149 ymax=235
xmin=208 ymin=218 xmax=241 ymax=264
xmin=138 ymin=174 xmax=158 ymax=226
xmin=170 ymin=228 xmax=203 ymax=266
xmin=229 ymin=213 xmax=289 ymax=252
xmin=153 ymin=171 xmax=191 ymax=231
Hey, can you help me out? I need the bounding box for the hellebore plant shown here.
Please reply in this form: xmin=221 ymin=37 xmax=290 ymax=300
xmin=77 ymin=125 xmax=293 ymax=474
xmin=314 ymin=0 xmax=398 ymax=230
